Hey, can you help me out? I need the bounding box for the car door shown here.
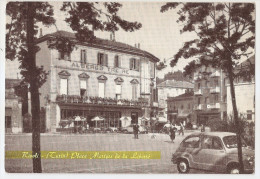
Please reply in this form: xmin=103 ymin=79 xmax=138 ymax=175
xmin=196 ymin=135 xmax=227 ymax=172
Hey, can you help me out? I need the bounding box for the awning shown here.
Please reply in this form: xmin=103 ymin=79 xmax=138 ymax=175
xmin=177 ymin=113 xmax=190 ymax=118
xmin=120 ymin=116 xmax=131 ymax=121
xmin=158 ymin=117 xmax=167 ymax=123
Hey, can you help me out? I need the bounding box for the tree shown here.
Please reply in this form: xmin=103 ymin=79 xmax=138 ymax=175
xmin=161 ymin=2 xmax=255 ymax=173
xmin=6 ymin=2 xmax=55 ymax=173
xmin=6 ymin=1 xmax=142 ymax=173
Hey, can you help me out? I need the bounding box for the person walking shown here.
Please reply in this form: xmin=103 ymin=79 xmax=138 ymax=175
xmin=169 ymin=125 xmax=177 ymax=143
xmin=179 ymin=122 xmax=184 ymax=136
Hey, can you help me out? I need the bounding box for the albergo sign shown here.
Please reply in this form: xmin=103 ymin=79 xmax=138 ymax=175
xmin=71 ymin=62 xmax=130 ymax=74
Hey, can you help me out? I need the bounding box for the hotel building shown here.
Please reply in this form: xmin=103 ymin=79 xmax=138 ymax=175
xmin=34 ymin=31 xmax=159 ymax=132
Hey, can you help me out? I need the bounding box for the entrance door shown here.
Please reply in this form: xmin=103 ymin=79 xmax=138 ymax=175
xmin=131 ymin=112 xmax=138 ymax=124
xmin=5 ymin=116 xmax=12 ymax=133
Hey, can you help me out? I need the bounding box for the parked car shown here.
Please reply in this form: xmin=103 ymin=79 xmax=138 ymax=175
xmin=171 ymin=132 xmax=254 ymax=174
xmin=121 ymin=124 xmax=148 ymax=134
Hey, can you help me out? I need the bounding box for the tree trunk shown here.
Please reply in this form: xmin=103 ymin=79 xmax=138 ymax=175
xmin=227 ymin=69 xmax=244 ymax=173
xmin=27 ymin=2 xmax=42 ymax=173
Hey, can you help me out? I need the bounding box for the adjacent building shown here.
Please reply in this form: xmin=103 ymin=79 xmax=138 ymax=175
xmin=5 ymin=79 xmax=23 ymax=133
xmin=34 ymin=31 xmax=159 ymax=132
xmin=226 ymin=55 xmax=255 ymax=122
xmin=157 ymin=80 xmax=194 ymax=117
xmin=193 ymin=66 xmax=227 ymax=126
xmin=167 ymin=91 xmax=194 ymax=125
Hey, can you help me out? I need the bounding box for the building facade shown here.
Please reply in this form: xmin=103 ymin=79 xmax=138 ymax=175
xmin=35 ymin=31 xmax=159 ymax=132
xmin=5 ymin=79 xmax=23 ymax=133
xmin=167 ymin=91 xmax=194 ymax=125
xmin=193 ymin=66 xmax=227 ymax=126
xmin=226 ymin=56 xmax=255 ymax=122
xmin=157 ymin=80 xmax=194 ymax=118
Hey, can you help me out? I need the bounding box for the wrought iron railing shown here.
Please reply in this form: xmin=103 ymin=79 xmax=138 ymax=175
xmin=56 ymin=95 xmax=149 ymax=107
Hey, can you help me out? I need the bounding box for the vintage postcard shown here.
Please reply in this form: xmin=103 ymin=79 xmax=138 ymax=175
xmin=3 ymin=0 xmax=258 ymax=176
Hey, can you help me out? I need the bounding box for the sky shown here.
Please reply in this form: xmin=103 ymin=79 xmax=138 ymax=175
xmin=5 ymin=1 xmax=198 ymax=79
xmin=5 ymin=1 xmax=255 ymax=79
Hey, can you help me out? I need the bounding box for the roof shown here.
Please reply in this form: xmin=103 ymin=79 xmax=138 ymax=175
xmin=188 ymin=132 xmax=236 ymax=138
xmin=158 ymin=80 xmax=194 ymax=89
xmin=37 ymin=30 xmax=160 ymax=63
xmin=234 ymin=55 xmax=255 ymax=73
xmin=5 ymin=79 xmax=21 ymax=89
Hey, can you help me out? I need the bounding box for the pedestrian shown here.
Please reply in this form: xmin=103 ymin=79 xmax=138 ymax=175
xmin=201 ymin=124 xmax=205 ymax=132
xmin=179 ymin=122 xmax=184 ymax=136
xmin=133 ymin=124 xmax=136 ymax=139
xmin=135 ymin=123 xmax=139 ymax=139
xmin=169 ymin=125 xmax=177 ymax=143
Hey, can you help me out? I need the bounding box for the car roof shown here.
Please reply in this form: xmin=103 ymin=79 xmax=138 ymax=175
xmin=188 ymin=132 xmax=236 ymax=138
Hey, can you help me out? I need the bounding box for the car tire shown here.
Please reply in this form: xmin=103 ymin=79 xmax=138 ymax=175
xmin=177 ymin=159 xmax=190 ymax=173
xmin=228 ymin=165 xmax=240 ymax=174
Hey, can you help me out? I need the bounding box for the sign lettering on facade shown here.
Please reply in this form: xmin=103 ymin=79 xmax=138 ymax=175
xmin=72 ymin=62 xmax=129 ymax=74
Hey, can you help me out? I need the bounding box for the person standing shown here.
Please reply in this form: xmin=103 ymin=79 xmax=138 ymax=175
xmin=133 ymin=124 xmax=137 ymax=139
xmin=135 ymin=123 xmax=139 ymax=139
xmin=169 ymin=125 xmax=177 ymax=143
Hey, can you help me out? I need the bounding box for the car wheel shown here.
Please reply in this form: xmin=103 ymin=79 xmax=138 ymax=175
xmin=177 ymin=159 xmax=190 ymax=173
xmin=228 ymin=166 xmax=240 ymax=174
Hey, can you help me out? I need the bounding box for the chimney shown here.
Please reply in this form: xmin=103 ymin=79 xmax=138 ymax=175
xmin=110 ymin=32 xmax=115 ymax=41
xmin=110 ymin=33 xmax=113 ymax=41
xmin=138 ymin=43 xmax=140 ymax=49
xmin=39 ymin=28 xmax=43 ymax=38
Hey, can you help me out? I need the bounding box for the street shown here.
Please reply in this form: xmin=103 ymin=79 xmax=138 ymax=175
xmin=5 ymin=132 xmax=208 ymax=173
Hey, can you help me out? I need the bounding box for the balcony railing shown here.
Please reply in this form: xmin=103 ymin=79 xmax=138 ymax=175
xmin=210 ymin=87 xmax=220 ymax=93
xmin=210 ymin=71 xmax=220 ymax=77
xmin=194 ymin=89 xmax=202 ymax=96
xmin=208 ymin=103 xmax=220 ymax=109
xmin=56 ymin=95 xmax=149 ymax=107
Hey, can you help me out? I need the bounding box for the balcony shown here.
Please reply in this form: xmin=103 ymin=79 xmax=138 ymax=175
xmin=56 ymin=95 xmax=149 ymax=107
xmin=210 ymin=71 xmax=220 ymax=77
xmin=194 ymin=89 xmax=202 ymax=96
xmin=210 ymin=87 xmax=220 ymax=93
xmin=194 ymin=104 xmax=203 ymax=110
xmin=208 ymin=103 xmax=220 ymax=109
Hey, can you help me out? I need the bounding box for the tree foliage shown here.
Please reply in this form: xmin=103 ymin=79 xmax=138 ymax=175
xmin=161 ymin=2 xmax=255 ymax=173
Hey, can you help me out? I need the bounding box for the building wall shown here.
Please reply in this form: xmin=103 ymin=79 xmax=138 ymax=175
xmin=5 ymin=98 xmax=23 ymax=133
xmin=193 ymin=66 xmax=227 ymax=124
xmin=226 ymin=83 xmax=255 ymax=121
xmin=35 ymin=40 xmax=157 ymax=132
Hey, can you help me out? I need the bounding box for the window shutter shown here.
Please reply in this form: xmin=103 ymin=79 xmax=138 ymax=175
xmin=118 ymin=56 xmax=121 ymax=68
xmin=129 ymin=59 xmax=132 ymax=70
xmin=97 ymin=53 xmax=100 ymax=65
xmin=80 ymin=80 xmax=87 ymax=89
xmin=105 ymin=54 xmax=108 ymax=66
xmin=116 ymin=85 xmax=121 ymax=94
xmin=84 ymin=50 xmax=87 ymax=64
xmin=60 ymin=79 xmax=68 ymax=95
xmin=136 ymin=59 xmax=140 ymax=71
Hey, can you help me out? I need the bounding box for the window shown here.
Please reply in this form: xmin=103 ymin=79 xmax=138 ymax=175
xmin=247 ymin=110 xmax=252 ymax=120
xmin=98 ymin=82 xmax=105 ymax=98
xmin=214 ymin=79 xmax=219 ymax=87
xmin=60 ymin=78 xmax=68 ymax=95
xmin=182 ymin=136 xmax=200 ymax=148
xmin=150 ymin=62 xmax=155 ymax=78
xmin=59 ymin=51 xmax=71 ymax=61
xmin=114 ymin=55 xmax=120 ymax=68
xmin=215 ymin=94 xmax=218 ymax=102
xmin=5 ymin=116 xmax=11 ymax=128
xmin=198 ymin=97 xmax=201 ymax=105
xmin=115 ymin=84 xmax=122 ymax=100
xmin=80 ymin=80 xmax=87 ymax=97
xmin=202 ymin=136 xmax=223 ymax=150
xmin=205 ymin=97 xmax=209 ymax=104
xmin=97 ymin=53 xmax=108 ymax=66
xmin=130 ymin=58 xmax=139 ymax=71
xmin=152 ymin=88 xmax=158 ymax=102
xmin=80 ymin=50 xmax=87 ymax=64
xmin=181 ymin=105 xmax=184 ymax=110
xmin=132 ymin=85 xmax=137 ymax=100
xmin=198 ymin=83 xmax=201 ymax=89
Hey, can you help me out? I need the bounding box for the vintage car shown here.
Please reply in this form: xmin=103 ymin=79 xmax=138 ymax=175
xmin=171 ymin=132 xmax=254 ymax=174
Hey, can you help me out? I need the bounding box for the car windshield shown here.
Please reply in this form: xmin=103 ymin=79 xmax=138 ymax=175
xmin=223 ymin=135 xmax=247 ymax=148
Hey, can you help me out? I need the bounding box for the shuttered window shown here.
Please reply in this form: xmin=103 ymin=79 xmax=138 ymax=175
xmin=114 ymin=55 xmax=120 ymax=68
xmin=60 ymin=78 xmax=68 ymax=95
xmin=81 ymin=50 xmax=87 ymax=64
xmin=97 ymin=53 xmax=108 ymax=66
xmin=132 ymin=85 xmax=137 ymax=100
xmin=150 ymin=62 xmax=155 ymax=78
xmin=129 ymin=58 xmax=139 ymax=71
xmin=116 ymin=84 xmax=121 ymax=94
xmin=98 ymin=82 xmax=105 ymax=98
